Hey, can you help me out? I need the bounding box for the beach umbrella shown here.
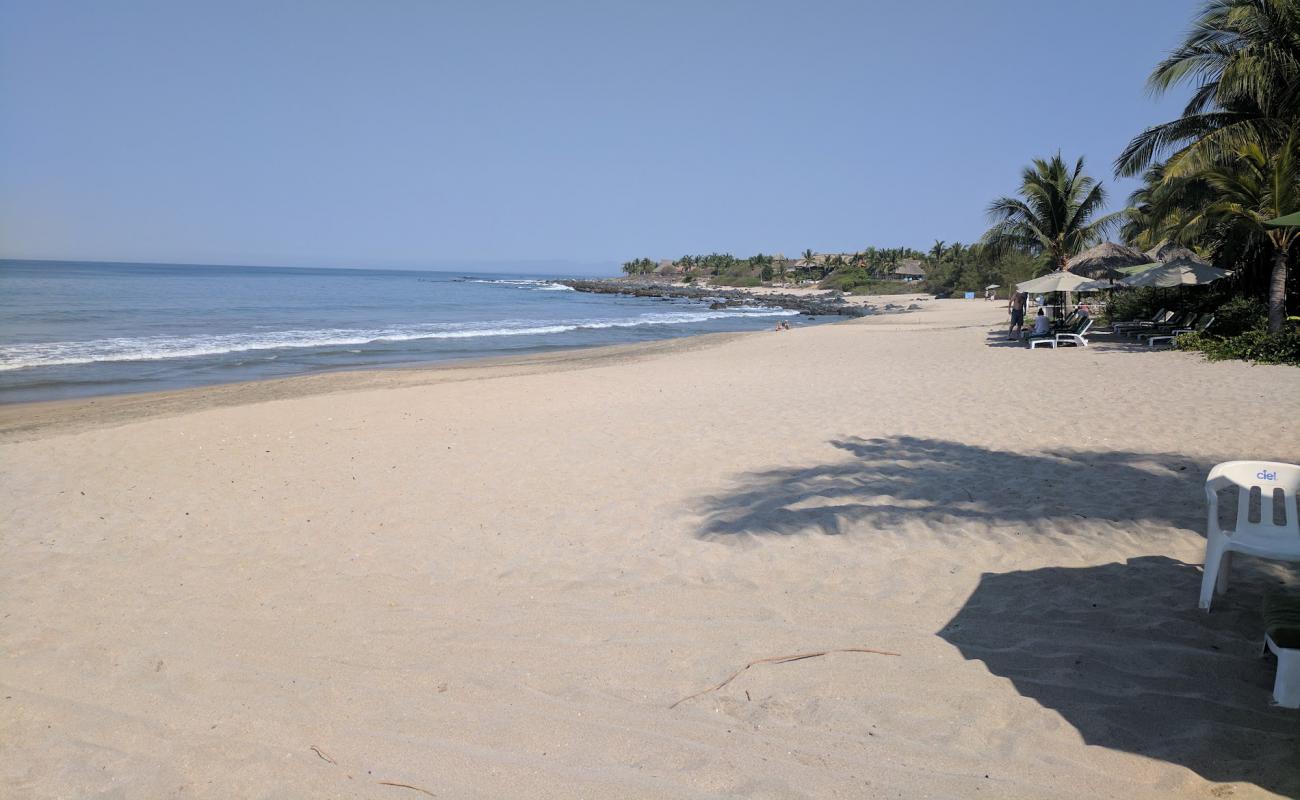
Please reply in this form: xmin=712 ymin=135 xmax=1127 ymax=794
xmin=1016 ymin=270 xmax=1096 ymax=294
xmin=1120 ymin=256 xmax=1230 ymax=288
xmin=1118 ymin=261 xmax=1163 ymax=276
xmin=1073 ymin=279 xmax=1118 ymax=292
xmin=1065 ymin=242 xmax=1153 ymax=280
xmin=1266 ymin=210 xmax=1300 ymax=227
xmin=1016 ymin=271 xmax=1097 ymax=317
xmin=985 ymin=284 xmax=1000 ymax=290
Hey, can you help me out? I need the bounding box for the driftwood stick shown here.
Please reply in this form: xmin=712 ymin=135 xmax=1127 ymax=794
xmin=309 ymin=745 xmax=336 ymax=764
xmin=669 ymin=648 xmax=900 ymax=709
xmin=378 ymin=781 xmax=437 ymax=797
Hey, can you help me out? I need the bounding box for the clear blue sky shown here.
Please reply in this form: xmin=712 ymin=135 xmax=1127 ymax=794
xmin=1 ymin=0 xmax=1194 ymax=274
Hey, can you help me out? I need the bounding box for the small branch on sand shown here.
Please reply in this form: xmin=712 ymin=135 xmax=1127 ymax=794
xmin=669 ymin=648 xmax=901 ymax=709
xmin=379 ymin=780 xmax=437 ymax=797
xmin=310 ymin=745 xmax=336 ymax=764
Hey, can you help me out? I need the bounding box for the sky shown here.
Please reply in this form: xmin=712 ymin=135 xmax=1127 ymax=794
xmin=0 ymin=0 xmax=1197 ymax=274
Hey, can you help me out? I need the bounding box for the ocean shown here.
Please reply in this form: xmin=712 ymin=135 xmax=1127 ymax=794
xmin=0 ymin=260 xmax=817 ymax=403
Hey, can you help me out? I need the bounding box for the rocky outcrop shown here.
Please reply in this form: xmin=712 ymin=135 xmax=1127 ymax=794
xmin=556 ymin=278 xmax=874 ymax=317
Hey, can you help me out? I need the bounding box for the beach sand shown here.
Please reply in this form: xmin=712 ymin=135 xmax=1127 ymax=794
xmin=3 ymin=300 xmax=1298 ymax=798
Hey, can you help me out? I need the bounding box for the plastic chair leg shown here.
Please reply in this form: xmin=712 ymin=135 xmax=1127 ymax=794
xmin=1200 ymin=546 xmax=1227 ymax=611
xmin=1215 ymin=551 xmax=1232 ymax=594
xmin=1273 ymin=646 xmax=1300 ymax=708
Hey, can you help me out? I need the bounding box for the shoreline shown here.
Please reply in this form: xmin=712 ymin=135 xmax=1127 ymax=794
xmin=0 ymin=329 xmax=759 ymax=441
xmin=0 ymin=272 xmax=922 ymax=413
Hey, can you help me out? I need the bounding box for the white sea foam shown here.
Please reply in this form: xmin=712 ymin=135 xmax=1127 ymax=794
xmin=0 ymin=307 xmax=796 ymax=370
xmin=467 ymin=278 xmax=574 ymax=291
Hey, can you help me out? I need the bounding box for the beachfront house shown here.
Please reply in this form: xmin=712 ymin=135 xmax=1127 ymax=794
xmin=892 ymin=259 xmax=927 ymax=281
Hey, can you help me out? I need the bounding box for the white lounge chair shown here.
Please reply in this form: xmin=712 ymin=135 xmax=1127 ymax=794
xmin=1200 ymin=461 xmax=1300 ymax=611
xmin=1135 ymin=312 xmax=1196 ymax=342
xmin=1028 ymin=318 xmax=1093 ymax=349
xmin=1147 ymin=314 xmax=1214 ymax=347
xmin=1112 ymin=308 xmax=1170 ymax=335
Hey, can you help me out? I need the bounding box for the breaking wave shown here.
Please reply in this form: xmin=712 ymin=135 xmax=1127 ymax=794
xmin=0 ymin=307 xmax=796 ymax=371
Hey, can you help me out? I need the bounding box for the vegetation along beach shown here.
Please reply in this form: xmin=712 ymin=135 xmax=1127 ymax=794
xmin=2 ymin=2 xmax=1299 ymax=799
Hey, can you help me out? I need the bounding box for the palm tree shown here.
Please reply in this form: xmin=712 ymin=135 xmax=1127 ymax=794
xmin=928 ymin=240 xmax=947 ymax=261
xmin=982 ymin=154 xmax=1119 ymax=273
xmin=1116 ymin=0 xmax=1300 ymax=177
xmin=1159 ymin=130 xmax=1300 ymax=332
xmin=801 ymin=248 xmax=815 ymax=262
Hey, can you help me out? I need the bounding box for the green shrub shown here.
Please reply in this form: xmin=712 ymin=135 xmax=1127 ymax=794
xmin=713 ymin=275 xmax=761 ymax=287
xmin=1177 ymin=328 xmax=1300 ymax=366
xmin=820 ymin=270 xmax=918 ymax=295
xmin=1206 ymin=296 xmax=1266 ymax=337
xmin=1102 ymin=287 xmax=1163 ymax=326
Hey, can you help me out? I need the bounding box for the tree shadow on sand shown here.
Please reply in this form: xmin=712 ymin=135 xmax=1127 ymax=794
xmin=694 ymin=438 xmax=1299 ymax=792
xmin=940 ymin=556 xmax=1300 ymax=794
xmin=695 ymin=436 xmax=1211 ymax=538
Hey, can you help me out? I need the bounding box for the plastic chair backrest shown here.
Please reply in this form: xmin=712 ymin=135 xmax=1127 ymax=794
xmin=1075 ymin=317 xmax=1093 ymax=337
xmin=1199 ymin=314 xmax=1215 ymax=332
xmin=1206 ymin=461 xmax=1300 ymax=544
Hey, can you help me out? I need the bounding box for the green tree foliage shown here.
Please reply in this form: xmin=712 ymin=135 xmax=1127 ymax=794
xmin=621 ymin=258 xmax=656 ymax=275
xmin=1117 ymin=0 xmax=1300 ymax=178
xmin=1152 ymin=130 xmax=1300 ymax=331
xmin=1118 ymin=0 xmax=1300 ymax=333
xmin=981 ymin=154 xmax=1120 ymax=273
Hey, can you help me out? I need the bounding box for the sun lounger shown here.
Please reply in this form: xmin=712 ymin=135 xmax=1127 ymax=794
xmin=1263 ymin=592 xmax=1300 ymax=707
xmin=1200 ymin=461 xmax=1300 ymax=611
xmin=1135 ymin=312 xmax=1196 ymax=342
xmin=1052 ymin=308 xmax=1083 ymax=332
xmin=1028 ymin=318 xmax=1093 ymax=349
xmin=1112 ymin=308 xmax=1169 ymax=334
xmin=1147 ymin=314 xmax=1215 ymax=347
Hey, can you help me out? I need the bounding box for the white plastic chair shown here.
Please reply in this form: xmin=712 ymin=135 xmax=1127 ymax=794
xmin=1028 ymin=318 xmax=1093 ymax=349
xmin=1200 ymin=461 xmax=1300 ymax=611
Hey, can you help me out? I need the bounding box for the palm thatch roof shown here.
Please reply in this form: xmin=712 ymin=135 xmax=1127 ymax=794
xmin=654 ymin=259 xmax=679 ymax=275
xmin=1143 ymin=241 xmax=1211 ymax=266
xmin=1065 ymin=242 xmax=1152 ymax=280
xmin=892 ymin=259 xmax=926 ymax=277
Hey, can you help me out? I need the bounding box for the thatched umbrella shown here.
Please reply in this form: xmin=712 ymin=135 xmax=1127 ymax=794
xmin=1065 ymin=242 xmax=1153 ymax=280
xmin=1143 ymin=241 xmax=1210 ymax=266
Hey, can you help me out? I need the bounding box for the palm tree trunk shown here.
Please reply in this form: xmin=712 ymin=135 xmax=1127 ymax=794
xmin=1268 ymin=246 xmax=1289 ymax=333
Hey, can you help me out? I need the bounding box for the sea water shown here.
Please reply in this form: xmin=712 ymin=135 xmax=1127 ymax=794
xmin=0 ymin=261 xmax=818 ymax=403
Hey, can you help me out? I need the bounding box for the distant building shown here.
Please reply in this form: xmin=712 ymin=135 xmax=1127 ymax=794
xmin=892 ymin=259 xmax=926 ymax=281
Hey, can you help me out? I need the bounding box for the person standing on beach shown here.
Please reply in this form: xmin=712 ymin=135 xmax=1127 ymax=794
xmin=1008 ymin=291 xmax=1026 ymax=339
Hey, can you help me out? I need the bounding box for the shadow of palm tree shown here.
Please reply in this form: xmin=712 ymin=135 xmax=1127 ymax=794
xmin=695 ymin=436 xmax=1211 ymax=538
xmin=939 ymin=556 xmax=1300 ymax=794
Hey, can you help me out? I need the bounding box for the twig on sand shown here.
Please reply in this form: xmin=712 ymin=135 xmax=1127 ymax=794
xmin=309 ymin=745 xmax=336 ymax=764
xmin=379 ymin=780 xmax=437 ymax=797
xmin=669 ymin=648 xmax=900 ymax=709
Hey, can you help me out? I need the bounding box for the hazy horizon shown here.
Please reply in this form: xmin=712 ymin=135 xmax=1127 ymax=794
xmin=0 ymin=255 xmax=623 ymax=277
xmin=1 ymin=1 xmax=1194 ymax=272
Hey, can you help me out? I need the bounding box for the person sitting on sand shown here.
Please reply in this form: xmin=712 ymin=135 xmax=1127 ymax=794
xmin=1032 ymin=308 xmax=1050 ymax=336
xmin=1007 ymin=291 xmax=1026 ymax=339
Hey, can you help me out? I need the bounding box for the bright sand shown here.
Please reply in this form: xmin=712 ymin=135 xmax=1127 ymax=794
xmin=2 ymin=299 xmax=1299 ymax=798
